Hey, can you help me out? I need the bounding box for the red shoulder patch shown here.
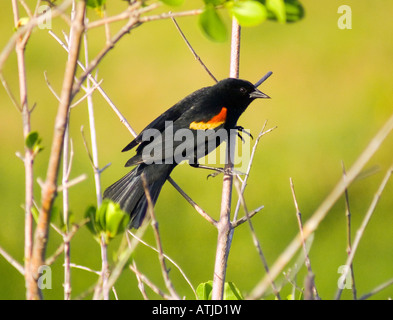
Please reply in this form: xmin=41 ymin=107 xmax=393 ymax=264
xmin=189 ymin=107 xmax=227 ymax=130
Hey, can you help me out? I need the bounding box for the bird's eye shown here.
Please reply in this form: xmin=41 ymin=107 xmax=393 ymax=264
xmin=239 ymin=87 xmax=247 ymax=94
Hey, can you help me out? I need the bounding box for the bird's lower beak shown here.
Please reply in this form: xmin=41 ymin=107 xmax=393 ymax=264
xmin=250 ymin=89 xmax=270 ymax=99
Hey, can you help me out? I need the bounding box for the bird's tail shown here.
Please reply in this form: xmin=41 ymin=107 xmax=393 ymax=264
xmin=103 ymin=163 xmax=175 ymax=229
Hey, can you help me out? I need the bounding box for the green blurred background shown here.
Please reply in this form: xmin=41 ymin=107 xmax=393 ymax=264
xmin=1 ymin=0 xmax=393 ymax=300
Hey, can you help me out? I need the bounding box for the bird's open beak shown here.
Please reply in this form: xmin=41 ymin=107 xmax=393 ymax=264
xmin=250 ymin=89 xmax=270 ymax=99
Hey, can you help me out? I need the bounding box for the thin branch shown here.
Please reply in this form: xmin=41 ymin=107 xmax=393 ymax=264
xmin=57 ymin=174 xmax=87 ymax=192
xmin=103 ymin=216 xmax=150 ymax=299
xmin=131 ymin=261 xmax=149 ymax=300
xmin=11 ymin=0 xmax=35 ymax=300
xmin=167 ymin=177 xmax=217 ymax=226
xmin=289 ymin=177 xmax=319 ymax=300
xmin=233 ymin=176 xmax=280 ymax=299
xmin=83 ymin=29 xmax=102 ymax=206
xmin=341 ymin=161 xmax=357 ymax=300
xmin=0 ymin=245 xmax=25 ymax=275
xmin=141 ymin=173 xmax=180 ymax=300
xmin=334 ymin=162 xmax=393 ymax=300
xmin=0 ymin=74 xmax=22 ymax=111
xmin=233 ymin=121 xmax=277 ymax=222
xmin=359 ymin=277 xmax=393 ymax=300
xmin=129 ymin=262 xmax=172 ymax=300
xmin=99 ymin=235 xmax=109 ymax=300
xmin=138 ymin=8 xmax=203 ymax=24
xmin=129 ymin=231 xmax=197 ymax=299
xmin=69 ymin=263 xmax=100 ymax=275
xmin=231 ymin=205 xmax=264 ymax=228
xmin=45 ymin=219 xmax=89 ymax=266
xmin=171 ymin=16 xmax=217 ymax=83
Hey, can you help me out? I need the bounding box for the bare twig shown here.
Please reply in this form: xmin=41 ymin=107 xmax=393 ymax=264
xmin=289 ymin=177 xmax=319 ymax=300
xmin=141 ymin=173 xmax=180 ymax=300
xmin=167 ymin=177 xmax=217 ymax=226
xmin=11 ymin=0 xmax=35 ymax=299
xmin=233 ymin=121 xmax=277 ymax=221
xmin=62 ymin=116 xmax=71 ymax=300
xmin=69 ymin=263 xmax=100 ymax=275
xmin=359 ymin=277 xmax=393 ymax=300
xmin=234 ymin=176 xmax=280 ymax=299
xmin=131 ymin=261 xmax=149 ymax=300
xmin=0 ymin=74 xmax=22 ymax=111
xmin=83 ymin=30 xmax=102 ymax=206
xmin=171 ymin=16 xmax=217 ymax=83
xmin=231 ymin=205 xmax=264 ymax=228
xmin=341 ymin=161 xmax=357 ymax=300
xmin=45 ymin=219 xmax=89 ymax=266
xmin=129 ymin=262 xmax=172 ymax=300
xmin=99 ymin=235 xmax=109 ymax=300
xmin=334 ymin=162 xmax=393 ymax=300
xmin=129 ymin=231 xmax=197 ymax=298
xmin=0 ymin=245 xmax=25 ymax=275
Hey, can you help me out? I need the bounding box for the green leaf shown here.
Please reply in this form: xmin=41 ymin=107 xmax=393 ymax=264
xmin=25 ymin=131 xmax=39 ymax=149
xmin=231 ymin=1 xmax=267 ymax=27
xmin=15 ymin=17 xmax=29 ymax=31
xmin=85 ymin=205 xmax=98 ymax=235
xmin=196 ymin=281 xmax=243 ymax=300
xmin=25 ymin=131 xmax=44 ymax=155
xmin=266 ymin=0 xmax=286 ymax=23
xmin=86 ymin=0 xmax=106 ymax=9
xmin=161 ymin=0 xmax=184 ymax=6
xmin=260 ymin=0 xmax=305 ymax=23
xmin=283 ymin=0 xmax=304 ymax=22
xmin=31 ymin=206 xmax=39 ymax=224
xmin=223 ymin=282 xmax=244 ymax=300
xmin=50 ymin=206 xmax=60 ymax=224
xmin=86 ymin=0 xmax=106 ymax=17
xmin=105 ymin=201 xmax=130 ymax=239
xmin=196 ymin=281 xmax=213 ymax=300
xmin=199 ymin=5 xmax=227 ymax=42
xmin=96 ymin=199 xmax=109 ymax=232
xmin=203 ymin=0 xmax=227 ymax=5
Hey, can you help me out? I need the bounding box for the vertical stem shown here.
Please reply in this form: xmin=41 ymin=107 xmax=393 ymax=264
xmin=211 ymin=18 xmax=241 ymax=300
xmin=63 ymin=118 xmax=71 ymax=300
xmin=63 ymin=2 xmax=76 ymax=300
xmin=28 ymin=1 xmax=86 ymax=300
xmin=83 ymin=21 xmax=107 ymax=299
xmin=100 ymin=236 xmax=109 ymax=300
xmin=83 ymin=32 xmax=102 ymax=205
xmin=11 ymin=0 xmax=34 ymax=299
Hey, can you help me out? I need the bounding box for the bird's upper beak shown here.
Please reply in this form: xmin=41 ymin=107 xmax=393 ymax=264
xmin=250 ymin=89 xmax=270 ymax=99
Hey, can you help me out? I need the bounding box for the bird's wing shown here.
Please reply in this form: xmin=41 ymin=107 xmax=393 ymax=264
xmin=122 ymin=87 xmax=210 ymax=153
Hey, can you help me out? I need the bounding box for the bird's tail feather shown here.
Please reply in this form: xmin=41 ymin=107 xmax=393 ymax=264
xmin=103 ymin=163 xmax=175 ymax=229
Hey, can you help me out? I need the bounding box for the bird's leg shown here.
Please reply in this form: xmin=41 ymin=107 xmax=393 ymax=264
xmin=189 ymin=159 xmax=246 ymax=179
xmin=235 ymin=126 xmax=253 ymax=143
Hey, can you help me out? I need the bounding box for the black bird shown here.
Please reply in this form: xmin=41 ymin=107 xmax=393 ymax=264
xmin=103 ymin=78 xmax=270 ymax=228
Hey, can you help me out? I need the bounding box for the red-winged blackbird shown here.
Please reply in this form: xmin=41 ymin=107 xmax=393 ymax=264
xmin=103 ymin=78 xmax=270 ymax=228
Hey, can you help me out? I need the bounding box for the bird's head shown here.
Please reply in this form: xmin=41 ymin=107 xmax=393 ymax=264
xmin=214 ymin=77 xmax=270 ymax=121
